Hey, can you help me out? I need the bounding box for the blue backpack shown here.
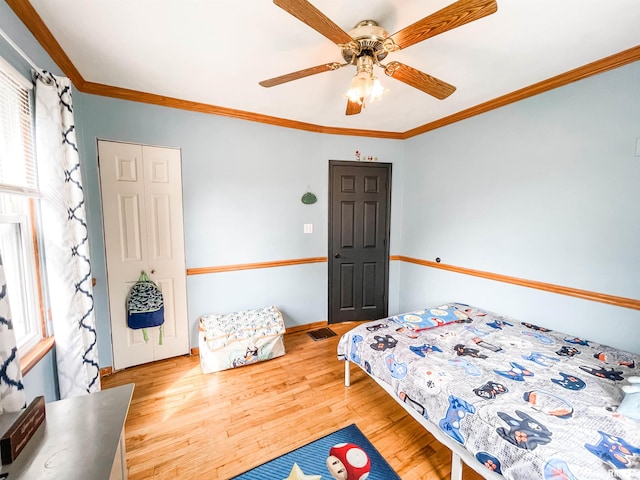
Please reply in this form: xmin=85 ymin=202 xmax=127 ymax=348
xmin=127 ymin=271 xmax=164 ymax=344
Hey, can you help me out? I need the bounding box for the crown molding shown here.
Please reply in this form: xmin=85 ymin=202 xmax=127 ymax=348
xmin=402 ymin=45 xmax=640 ymax=139
xmin=6 ymin=0 xmax=84 ymax=87
xmin=8 ymin=0 xmax=640 ymax=139
xmin=81 ymin=80 xmax=403 ymax=138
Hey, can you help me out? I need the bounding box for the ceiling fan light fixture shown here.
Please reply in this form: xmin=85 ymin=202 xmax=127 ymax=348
xmin=345 ymin=72 xmax=388 ymax=106
xmin=346 ymin=71 xmax=370 ymax=103
xmin=368 ymin=76 xmax=388 ymax=103
xmin=345 ymin=55 xmax=388 ymax=106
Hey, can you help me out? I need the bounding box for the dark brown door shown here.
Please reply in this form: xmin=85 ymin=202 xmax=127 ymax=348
xmin=328 ymin=161 xmax=391 ymax=323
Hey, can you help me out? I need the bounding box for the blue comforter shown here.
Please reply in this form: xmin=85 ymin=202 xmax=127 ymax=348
xmin=337 ymin=303 xmax=640 ymax=480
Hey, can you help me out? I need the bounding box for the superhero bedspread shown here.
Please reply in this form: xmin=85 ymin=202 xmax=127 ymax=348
xmin=337 ymin=303 xmax=640 ymax=480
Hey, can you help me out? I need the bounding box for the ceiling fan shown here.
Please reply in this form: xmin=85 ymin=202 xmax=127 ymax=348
xmin=259 ymin=0 xmax=498 ymax=115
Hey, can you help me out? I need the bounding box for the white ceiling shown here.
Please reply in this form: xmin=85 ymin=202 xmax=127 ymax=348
xmin=29 ymin=0 xmax=640 ymax=133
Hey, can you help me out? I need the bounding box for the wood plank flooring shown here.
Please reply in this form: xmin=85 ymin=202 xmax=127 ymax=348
xmin=102 ymin=323 xmax=485 ymax=480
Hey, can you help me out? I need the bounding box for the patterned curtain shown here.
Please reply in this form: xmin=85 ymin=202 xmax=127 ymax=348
xmin=34 ymin=72 xmax=99 ymax=398
xmin=0 ymin=253 xmax=25 ymax=412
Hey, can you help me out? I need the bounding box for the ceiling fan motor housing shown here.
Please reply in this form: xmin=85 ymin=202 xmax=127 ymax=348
xmin=342 ymin=20 xmax=390 ymax=64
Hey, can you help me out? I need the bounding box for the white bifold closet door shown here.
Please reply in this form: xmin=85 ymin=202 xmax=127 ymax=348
xmin=98 ymin=140 xmax=189 ymax=370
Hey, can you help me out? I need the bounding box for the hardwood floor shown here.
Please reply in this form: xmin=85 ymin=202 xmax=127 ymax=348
xmin=102 ymin=323 xmax=485 ymax=480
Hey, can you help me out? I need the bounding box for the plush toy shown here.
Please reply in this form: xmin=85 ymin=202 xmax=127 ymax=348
xmin=618 ymin=376 xmax=640 ymax=420
xmin=326 ymin=443 xmax=370 ymax=480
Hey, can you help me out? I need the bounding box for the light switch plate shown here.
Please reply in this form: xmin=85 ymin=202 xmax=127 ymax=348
xmin=304 ymin=224 xmax=313 ymax=234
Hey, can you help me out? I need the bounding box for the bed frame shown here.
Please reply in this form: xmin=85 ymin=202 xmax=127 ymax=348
xmin=344 ymin=360 xmax=503 ymax=480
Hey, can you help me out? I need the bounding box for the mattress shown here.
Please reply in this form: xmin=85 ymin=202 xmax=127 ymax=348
xmin=337 ymin=303 xmax=640 ymax=480
xmin=198 ymin=305 xmax=286 ymax=373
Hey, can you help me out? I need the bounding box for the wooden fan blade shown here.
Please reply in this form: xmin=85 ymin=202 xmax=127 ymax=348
xmin=345 ymin=98 xmax=363 ymax=115
xmin=274 ymin=0 xmax=353 ymax=45
xmin=389 ymin=0 xmax=497 ymax=50
xmin=384 ymin=62 xmax=456 ymax=100
xmin=259 ymin=62 xmax=341 ymax=87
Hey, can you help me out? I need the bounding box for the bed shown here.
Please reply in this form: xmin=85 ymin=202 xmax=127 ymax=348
xmin=337 ymin=303 xmax=640 ymax=480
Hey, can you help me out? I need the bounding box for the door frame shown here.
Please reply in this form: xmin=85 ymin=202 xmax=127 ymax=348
xmin=327 ymin=160 xmax=392 ymax=324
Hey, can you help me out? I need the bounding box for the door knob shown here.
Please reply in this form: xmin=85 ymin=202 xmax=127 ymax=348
xmin=334 ymin=253 xmax=342 ymax=259
xmin=150 ymin=269 xmax=156 ymax=274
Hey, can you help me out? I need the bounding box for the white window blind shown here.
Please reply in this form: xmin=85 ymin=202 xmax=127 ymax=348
xmin=0 ymin=58 xmax=38 ymax=196
xmin=0 ymin=56 xmax=43 ymax=356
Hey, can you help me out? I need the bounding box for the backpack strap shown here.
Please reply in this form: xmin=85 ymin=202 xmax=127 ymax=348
xmin=141 ymin=326 xmax=162 ymax=344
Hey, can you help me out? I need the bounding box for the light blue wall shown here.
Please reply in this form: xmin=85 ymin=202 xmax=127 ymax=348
xmin=400 ymin=61 xmax=640 ymax=353
xmin=75 ymin=94 xmax=405 ymax=366
xmin=22 ymin=352 xmax=59 ymax=404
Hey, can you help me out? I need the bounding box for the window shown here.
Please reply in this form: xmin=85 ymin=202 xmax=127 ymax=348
xmin=0 ymin=56 xmax=46 ymax=356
